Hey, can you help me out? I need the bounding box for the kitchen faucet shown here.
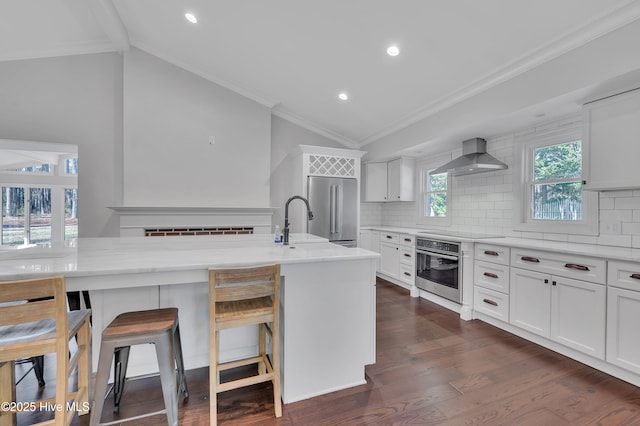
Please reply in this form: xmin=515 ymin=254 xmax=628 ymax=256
xmin=283 ymin=195 xmax=314 ymax=245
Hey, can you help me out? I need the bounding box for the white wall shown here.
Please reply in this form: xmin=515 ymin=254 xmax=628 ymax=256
xmin=123 ymin=48 xmax=271 ymax=207
xmin=375 ymin=115 xmax=640 ymax=249
xmin=270 ymin=115 xmax=346 ymax=230
xmin=0 ymin=53 xmax=124 ymax=237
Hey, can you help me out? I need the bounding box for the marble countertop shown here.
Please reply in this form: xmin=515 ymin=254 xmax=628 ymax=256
xmin=361 ymin=226 xmax=640 ymax=262
xmin=0 ymin=234 xmax=379 ymax=281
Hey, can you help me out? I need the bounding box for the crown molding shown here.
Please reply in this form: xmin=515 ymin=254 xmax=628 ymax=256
xmin=272 ymin=107 xmax=358 ymax=149
xmin=131 ymin=40 xmax=280 ymax=109
xmin=357 ymin=0 xmax=640 ymax=147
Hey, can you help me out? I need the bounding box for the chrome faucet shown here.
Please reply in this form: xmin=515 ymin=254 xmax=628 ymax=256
xmin=283 ymin=195 xmax=314 ymax=245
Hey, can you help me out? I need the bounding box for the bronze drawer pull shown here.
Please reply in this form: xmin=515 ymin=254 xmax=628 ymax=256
xmin=483 ymin=272 xmax=499 ymax=279
xmin=386 ymin=235 xmax=393 ymax=239
xmin=521 ymin=256 xmax=540 ymax=263
xmin=564 ymin=263 xmax=590 ymax=271
xmin=630 ymin=274 xmax=640 ymax=280
xmin=404 ymin=238 xmax=412 ymax=242
xmin=483 ymin=298 xmax=498 ymax=307
xmin=484 ymin=250 xmax=499 ymax=256
xmin=404 ymin=253 xmax=412 ymax=258
xmin=403 ymin=272 xmax=412 ymax=277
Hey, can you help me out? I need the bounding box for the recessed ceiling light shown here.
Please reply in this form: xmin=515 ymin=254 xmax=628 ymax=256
xmin=386 ymin=45 xmax=400 ymax=57
xmin=338 ymin=92 xmax=349 ymax=101
xmin=185 ymin=12 xmax=198 ymax=24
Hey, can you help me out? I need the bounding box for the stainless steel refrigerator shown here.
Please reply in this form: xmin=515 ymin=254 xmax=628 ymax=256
xmin=307 ymin=176 xmax=358 ymax=247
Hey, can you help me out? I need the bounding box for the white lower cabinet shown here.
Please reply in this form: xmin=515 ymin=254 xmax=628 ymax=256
xmin=379 ymin=242 xmax=400 ymax=278
xmin=509 ymin=268 xmax=551 ymax=336
xmin=607 ymin=287 xmax=640 ymax=374
xmin=607 ymin=260 xmax=640 ymax=374
xmin=474 ymin=286 xmax=509 ymax=322
xmin=509 ymin=267 xmax=605 ymax=359
xmin=551 ymin=276 xmax=605 ymax=359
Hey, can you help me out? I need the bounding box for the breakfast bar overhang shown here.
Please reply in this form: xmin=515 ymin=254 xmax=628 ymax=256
xmin=0 ymin=234 xmax=378 ymax=404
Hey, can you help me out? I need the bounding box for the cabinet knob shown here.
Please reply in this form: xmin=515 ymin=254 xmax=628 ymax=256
xmin=544 ymin=279 xmax=549 ymax=284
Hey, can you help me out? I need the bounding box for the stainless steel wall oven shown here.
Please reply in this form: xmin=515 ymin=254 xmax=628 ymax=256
xmin=416 ymin=238 xmax=462 ymax=303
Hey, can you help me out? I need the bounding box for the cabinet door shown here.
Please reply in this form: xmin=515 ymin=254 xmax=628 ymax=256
xmin=370 ymin=231 xmax=381 ymax=271
xmin=379 ymin=242 xmax=399 ymax=279
xmin=386 ymin=158 xmax=415 ymax=202
xmin=509 ymin=268 xmax=551 ymax=337
xmin=364 ymin=163 xmax=388 ymax=202
xmin=607 ymin=286 xmax=640 ymax=374
xmin=583 ymin=88 xmax=640 ymax=191
xmin=387 ymin=158 xmax=401 ymax=201
xmin=551 ymin=276 xmax=605 ymax=359
xmin=358 ymin=230 xmax=371 ymax=250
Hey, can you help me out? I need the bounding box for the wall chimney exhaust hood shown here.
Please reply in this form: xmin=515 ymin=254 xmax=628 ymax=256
xmin=431 ymin=138 xmax=508 ymax=176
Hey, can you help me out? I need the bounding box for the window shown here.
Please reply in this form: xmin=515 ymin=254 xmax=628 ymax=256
xmin=417 ymin=158 xmax=451 ymax=226
xmin=0 ymin=141 xmax=78 ymax=246
xmin=515 ymin=125 xmax=597 ymax=235
xmin=531 ymin=141 xmax=582 ymax=221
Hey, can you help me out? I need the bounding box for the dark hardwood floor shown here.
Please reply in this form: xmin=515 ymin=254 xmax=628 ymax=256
xmin=14 ymin=278 xmax=640 ymax=425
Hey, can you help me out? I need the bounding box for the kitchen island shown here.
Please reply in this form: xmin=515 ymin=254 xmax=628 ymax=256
xmin=0 ymin=234 xmax=378 ymax=403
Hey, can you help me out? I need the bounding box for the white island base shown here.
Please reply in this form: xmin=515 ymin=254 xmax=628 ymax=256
xmin=33 ymin=236 xmax=380 ymax=404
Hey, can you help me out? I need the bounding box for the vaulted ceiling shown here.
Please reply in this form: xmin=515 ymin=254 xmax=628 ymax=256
xmin=2 ymin=0 xmax=640 ymax=152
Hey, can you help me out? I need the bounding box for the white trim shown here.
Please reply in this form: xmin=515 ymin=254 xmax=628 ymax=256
xmin=415 ymin=156 xmax=452 ymax=227
xmin=513 ymin=123 xmax=598 ymax=236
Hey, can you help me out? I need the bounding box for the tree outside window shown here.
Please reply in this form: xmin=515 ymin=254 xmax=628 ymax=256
xmin=426 ymin=172 xmax=447 ymax=217
xmin=531 ymin=141 xmax=582 ymax=221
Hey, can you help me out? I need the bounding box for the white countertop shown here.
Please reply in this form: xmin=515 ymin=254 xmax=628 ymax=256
xmin=0 ymin=234 xmax=379 ymax=281
xmin=362 ymin=225 xmax=640 ymax=262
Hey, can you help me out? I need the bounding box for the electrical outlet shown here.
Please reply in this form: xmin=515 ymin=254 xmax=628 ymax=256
xmin=209 ymin=136 xmax=215 ymax=145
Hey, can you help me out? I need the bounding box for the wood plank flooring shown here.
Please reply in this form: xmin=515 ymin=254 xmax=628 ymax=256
xmin=13 ymin=278 xmax=640 ymax=425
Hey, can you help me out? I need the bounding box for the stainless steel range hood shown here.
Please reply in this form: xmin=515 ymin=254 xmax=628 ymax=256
xmin=431 ymin=138 xmax=508 ymax=176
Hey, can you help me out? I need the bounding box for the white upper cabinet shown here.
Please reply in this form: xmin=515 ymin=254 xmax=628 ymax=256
xmin=582 ymin=88 xmax=640 ymax=191
xmin=364 ymin=157 xmax=415 ymax=202
xmin=364 ymin=162 xmax=388 ymax=202
xmin=387 ymin=158 xmax=415 ymax=202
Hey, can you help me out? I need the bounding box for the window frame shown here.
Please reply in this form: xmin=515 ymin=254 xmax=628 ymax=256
xmin=514 ymin=125 xmax=598 ymax=236
xmin=416 ymin=156 xmax=452 ymax=226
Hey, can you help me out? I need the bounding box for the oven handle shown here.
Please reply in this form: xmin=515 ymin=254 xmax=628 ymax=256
xmin=416 ymin=249 xmax=459 ymax=262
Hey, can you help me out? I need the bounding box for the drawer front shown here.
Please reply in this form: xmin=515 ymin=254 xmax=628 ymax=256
xmin=399 ymin=264 xmax=415 ymax=284
xmin=474 ymin=286 xmax=509 ymax=322
xmin=474 ymin=260 xmax=510 ymax=294
xmin=608 ymin=261 xmax=640 ymax=291
xmin=380 ymin=232 xmax=399 ymax=244
xmin=399 ymin=234 xmax=416 ymax=247
xmin=510 ymin=248 xmax=606 ymax=284
xmin=399 ymin=247 xmax=415 ymax=266
xmin=475 ymin=244 xmax=510 ymax=265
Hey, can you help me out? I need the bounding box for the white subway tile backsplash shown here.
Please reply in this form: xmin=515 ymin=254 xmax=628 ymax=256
xmin=369 ymin=115 xmax=640 ymax=248
xmin=615 ymin=197 xmax=640 ymax=210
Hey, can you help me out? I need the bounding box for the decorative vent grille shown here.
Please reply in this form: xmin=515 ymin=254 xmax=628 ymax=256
xmin=308 ymin=155 xmax=356 ymax=177
xmin=145 ymin=227 xmax=254 ymax=236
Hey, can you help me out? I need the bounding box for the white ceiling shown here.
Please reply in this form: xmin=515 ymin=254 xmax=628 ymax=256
xmin=2 ymin=0 xmax=640 ymax=152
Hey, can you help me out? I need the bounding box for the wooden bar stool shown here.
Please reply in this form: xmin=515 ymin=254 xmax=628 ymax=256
xmin=89 ymin=308 xmax=189 ymax=426
xmin=209 ymin=263 xmax=282 ymax=424
xmin=0 ymin=276 xmax=91 ymax=426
